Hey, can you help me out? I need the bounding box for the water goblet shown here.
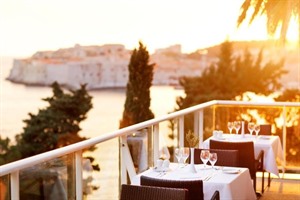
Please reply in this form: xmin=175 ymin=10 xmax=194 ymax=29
xmin=233 ymin=121 xmax=241 ymax=134
xmin=181 ymin=147 xmax=190 ymax=166
xmin=174 ymin=148 xmax=183 ymax=168
xmin=227 ymin=122 xmax=234 ymax=134
xmin=200 ymin=150 xmax=210 ymax=169
xmin=254 ymin=124 xmax=260 ymax=138
xmin=209 ymin=152 xmax=218 ymax=169
xmin=248 ymin=122 xmax=255 ymax=135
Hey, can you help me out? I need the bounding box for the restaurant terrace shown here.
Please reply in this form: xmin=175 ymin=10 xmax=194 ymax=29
xmin=0 ymin=100 xmax=299 ymax=200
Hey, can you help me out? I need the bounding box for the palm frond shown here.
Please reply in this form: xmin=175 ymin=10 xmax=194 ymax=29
xmin=249 ymin=0 xmax=264 ymax=24
xmin=237 ymin=0 xmax=251 ymax=27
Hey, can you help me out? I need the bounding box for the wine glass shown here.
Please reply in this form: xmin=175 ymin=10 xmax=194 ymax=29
xmin=254 ymin=124 xmax=260 ymax=138
xmin=174 ymin=148 xmax=183 ymax=168
xmin=227 ymin=122 xmax=234 ymax=134
xmin=209 ymin=152 xmax=218 ymax=169
xmin=248 ymin=122 xmax=255 ymax=135
xmin=181 ymin=147 xmax=190 ymax=166
xmin=233 ymin=121 xmax=241 ymax=134
xmin=200 ymin=150 xmax=210 ymax=169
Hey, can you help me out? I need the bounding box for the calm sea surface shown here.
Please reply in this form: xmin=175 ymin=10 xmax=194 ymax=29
xmin=0 ymin=57 xmax=184 ymax=199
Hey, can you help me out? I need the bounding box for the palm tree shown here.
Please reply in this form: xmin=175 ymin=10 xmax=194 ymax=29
xmin=237 ymin=0 xmax=299 ymax=45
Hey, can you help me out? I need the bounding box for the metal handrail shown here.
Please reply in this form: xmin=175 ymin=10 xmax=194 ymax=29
xmin=0 ymin=100 xmax=216 ymax=176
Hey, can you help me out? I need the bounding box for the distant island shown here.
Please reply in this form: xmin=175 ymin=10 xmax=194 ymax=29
xmin=6 ymin=41 xmax=299 ymax=90
xmin=7 ymin=44 xmax=205 ymax=89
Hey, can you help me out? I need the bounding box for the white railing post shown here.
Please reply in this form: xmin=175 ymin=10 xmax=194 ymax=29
xmin=194 ymin=111 xmax=199 ymax=139
xmin=75 ymin=151 xmax=83 ymax=200
xmin=10 ymin=171 xmax=19 ymax=200
xmin=120 ymin=136 xmax=128 ymax=184
xmin=120 ymin=135 xmax=136 ymax=183
xmin=212 ymin=105 xmax=216 ymax=130
xmin=179 ymin=116 xmax=184 ymax=147
xmin=282 ymin=106 xmax=287 ymax=174
xmin=153 ymin=124 xmax=160 ymax=163
xmin=199 ymin=109 xmax=204 ymax=147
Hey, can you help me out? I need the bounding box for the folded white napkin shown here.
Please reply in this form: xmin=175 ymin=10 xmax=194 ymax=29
xmin=179 ymin=174 xmax=202 ymax=179
xmin=222 ymin=167 xmax=240 ymax=174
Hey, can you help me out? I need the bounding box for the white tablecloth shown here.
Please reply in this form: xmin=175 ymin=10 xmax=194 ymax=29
xmin=132 ymin=163 xmax=256 ymax=200
xmin=202 ymin=134 xmax=284 ymax=176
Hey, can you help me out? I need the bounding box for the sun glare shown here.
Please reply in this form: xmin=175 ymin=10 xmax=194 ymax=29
xmin=236 ymin=92 xmax=279 ymax=102
xmin=237 ymin=92 xmax=299 ymax=130
xmin=286 ymin=17 xmax=299 ymax=43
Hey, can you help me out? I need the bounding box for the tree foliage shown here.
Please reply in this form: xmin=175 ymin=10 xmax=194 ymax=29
xmin=120 ymin=41 xmax=155 ymax=128
xmin=237 ymin=0 xmax=300 ymax=45
xmin=275 ymin=88 xmax=300 ymax=164
xmin=174 ymin=40 xmax=288 ymax=143
xmin=0 ymin=82 xmax=94 ymax=164
xmin=18 ymin=82 xmax=93 ymax=158
xmin=0 ymin=136 xmax=20 ymax=165
xmin=177 ymin=40 xmax=287 ymax=110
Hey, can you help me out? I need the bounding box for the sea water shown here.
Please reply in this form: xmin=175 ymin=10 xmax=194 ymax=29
xmin=0 ymin=57 xmax=184 ymax=199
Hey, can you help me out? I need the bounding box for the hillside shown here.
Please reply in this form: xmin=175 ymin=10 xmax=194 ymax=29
xmin=189 ymin=40 xmax=299 ymax=89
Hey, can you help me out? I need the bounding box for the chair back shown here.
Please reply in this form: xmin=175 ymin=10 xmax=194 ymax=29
xmin=191 ymin=148 xmax=239 ymax=167
xmin=140 ymin=175 xmax=203 ymax=200
xmin=120 ymin=184 xmax=188 ymax=200
xmin=260 ymin=124 xmax=272 ymax=135
xmin=209 ymin=140 xmax=256 ymax=178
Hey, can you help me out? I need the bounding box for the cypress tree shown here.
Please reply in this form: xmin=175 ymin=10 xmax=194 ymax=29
xmin=120 ymin=41 xmax=155 ymax=128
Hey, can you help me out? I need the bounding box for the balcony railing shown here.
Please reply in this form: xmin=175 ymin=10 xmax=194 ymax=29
xmin=0 ymin=100 xmax=299 ymax=199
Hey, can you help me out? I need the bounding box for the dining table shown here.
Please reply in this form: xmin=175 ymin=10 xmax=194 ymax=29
xmin=131 ymin=163 xmax=257 ymax=200
xmin=202 ymin=134 xmax=284 ymax=177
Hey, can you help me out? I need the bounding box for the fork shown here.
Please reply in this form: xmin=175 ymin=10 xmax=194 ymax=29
xmin=204 ymin=172 xmax=217 ymax=181
xmin=156 ymin=172 xmax=166 ymax=177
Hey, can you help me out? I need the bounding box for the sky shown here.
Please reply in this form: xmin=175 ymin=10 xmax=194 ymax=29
xmin=0 ymin=0 xmax=298 ymax=57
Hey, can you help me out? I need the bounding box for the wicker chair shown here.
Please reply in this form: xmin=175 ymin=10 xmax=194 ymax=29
xmin=140 ymin=175 xmax=203 ymax=200
xmin=210 ymin=140 xmax=264 ymax=194
xmin=190 ymin=148 xmax=239 ymax=167
xmin=120 ymin=184 xmax=188 ymax=200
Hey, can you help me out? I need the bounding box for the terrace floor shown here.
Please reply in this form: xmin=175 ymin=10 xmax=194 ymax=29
xmin=257 ymin=172 xmax=300 ymax=200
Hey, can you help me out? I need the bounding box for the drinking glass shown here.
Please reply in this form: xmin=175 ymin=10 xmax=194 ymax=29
xmin=174 ymin=148 xmax=183 ymax=168
xmin=233 ymin=121 xmax=241 ymax=134
xmin=254 ymin=124 xmax=260 ymax=138
xmin=200 ymin=150 xmax=210 ymax=169
xmin=248 ymin=122 xmax=255 ymax=135
xmin=227 ymin=122 xmax=234 ymax=134
xmin=181 ymin=147 xmax=190 ymax=166
xmin=209 ymin=152 xmax=218 ymax=169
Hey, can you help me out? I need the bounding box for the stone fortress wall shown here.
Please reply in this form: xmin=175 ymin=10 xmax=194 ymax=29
xmin=7 ymin=44 xmax=206 ymax=89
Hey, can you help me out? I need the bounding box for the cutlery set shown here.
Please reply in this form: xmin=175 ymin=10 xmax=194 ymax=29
xmin=155 ymin=170 xmax=218 ymax=181
xmin=156 ymin=172 xmax=167 ymax=177
xmin=203 ymin=172 xmax=217 ymax=181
